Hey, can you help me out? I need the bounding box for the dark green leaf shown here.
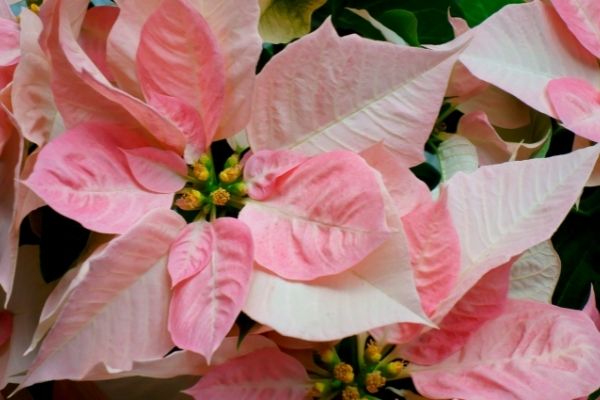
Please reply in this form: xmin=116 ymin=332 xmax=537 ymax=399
xmin=333 ymin=8 xmax=386 ymax=40
xmin=346 ymin=0 xmax=455 ymax=44
xmin=374 ymin=9 xmax=419 ymax=46
xmin=453 ymin=0 xmax=524 ymax=27
xmin=530 ymin=132 xmax=552 ymax=159
xmin=552 ymin=191 xmax=600 ymax=310
xmin=410 ymin=162 xmax=441 ymax=190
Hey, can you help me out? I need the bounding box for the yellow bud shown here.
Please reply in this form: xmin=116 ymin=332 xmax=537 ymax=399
xmin=365 ymin=340 xmax=382 ymax=364
xmin=210 ymin=188 xmax=231 ymax=206
xmin=192 ymin=163 xmax=210 ymax=181
xmin=384 ymin=361 xmax=405 ymax=378
xmin=341 ymin=386 xmax=360 ymax=400
xmin=224 ymin=153 xmax=240 ymax=168
xmin=319 ymin=348 xmax=337 ymax=365
xmin=175 ymin=188 xmax=203 ymax=210
xmin=219 ymin=165 xmax=242 ymax=183
xmin=307 ymin=381 xmax=328 ymax=398
xmin=29 ymin=3 xmax=40 ymax=12
xmin=198 ymin=153 xmax=211 ymax=165
xmin=229 ymin=182 xmax=247 ymax=197
xmin=333 ymin=363 xmax=354 ymax=384
xmin=364 ymin=371 xmax=386 ymax=394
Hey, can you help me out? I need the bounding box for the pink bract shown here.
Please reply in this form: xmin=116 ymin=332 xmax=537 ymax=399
xmin=168 ymin=218 xmax=254 ymax=362
xmin=551 ymin=0 xmax=600 ymax=58
xmin=411 ymin=300 xmax=600 ymax=400
xmin=185 ymin=347 xmax=310 ymax=399
xmin=547 ymin=77 xmax=600 ymax=142
xmin=240 ymin=150 xmax=390 ymax=280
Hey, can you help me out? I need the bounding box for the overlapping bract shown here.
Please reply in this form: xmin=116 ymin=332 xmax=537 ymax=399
xmin=0 ymin=0 xmax=599 ymax=399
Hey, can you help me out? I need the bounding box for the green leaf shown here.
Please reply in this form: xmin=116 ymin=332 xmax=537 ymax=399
xmin=552 ymin=189 xmax=600 ymax=310
xmin=374 ymin=9 xmax=420 ymax=46
xmin=347 ymin=0 xmax=455 ymax=44
xmin=589 ymin=387 xmax=600 ymax=400
xmin=530 ymin=130 xmax=552 ymax=159
xmin=333 ymin=8 xmax=386 ymax=41
xmin=259 ymin=0 xmax=328 ymax=43
xmin=410 ymin=161 xmax=441 ymax=190
xmin=452 ymin=0 xmax=524 ymax=27
xmin=496 ymin=110 xmax=551 ymax=145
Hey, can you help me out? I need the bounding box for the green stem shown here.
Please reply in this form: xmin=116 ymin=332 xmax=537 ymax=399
xmin=185 ymin=175 xmax=205 ymax=186
xmin=228 ymin=196 xmax=246 ymax=209
xmin=193 ymin=211 xmax=207 ymax=222
xmin=436 ymin=103 xmax=458 ymax=124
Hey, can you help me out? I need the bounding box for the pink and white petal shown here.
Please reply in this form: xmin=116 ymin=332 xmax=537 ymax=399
xmin=45 ymin=0 xmax=186 ymax=152
xmin=167 ymin=222 xmax=213 ymax=287
xmin=26 ymin=253 xmax=95 ymax=356
xmin=458 ymin=1 xmax=600 ymax=117
xmin=412 ymin=300 xmax=600 ymax=400
xmin=370 ymin=322 xmax=424 ymax=346
xmin=0 ymin=108 xmax=22 ymax=299
xmin=43 ymin=0 xmax=136 ymax=129
xmin=82 ymin=335 xmax=276 ymax=381
xmin=551 ymin=0 xmax=600 ymax=58
xmin=435 ymin=145 xmax=600 ymax=322
xmin=122 ymin=147 xmax=187 ymax=194
xmin=187 ymin=0 xmax=262 ymax=140
xmin=400 ymin=262 xmax=511 ymax=365
xmin=244 ymin=149 xmax=309 ymax=200
xmin=448 ymin=11 xmax=469 ymax=37
xmin=458 ymin=85 xmax=531 ymax=130
xmin=446 ymin=62 xmax=489 ymax=104
xmin=137 ymin=0 xmax=225 ymax=142
xmin=78 ymin=6 xmax=119 ymax=82
xmin=20 ymin=209 xmax=186 ymax=388
xmin=185 ymin=347 xmax=310 ymax=399
xmin=106 ymin=0 xmax=262 ymax=138
xmin=244 ymin=231 xmax=429 ymax=341
xmin=78 ymin=70 xmax=187 ymax=152
xmin=147 ymin=94 xmax=207 ymax=163
xmin=106 ymin=0 xmax=163 ymax=98
xmin=401 ymin=189 xmax=461 ymax=317
xmin=509 ymin=240 xmax=561 ymax=303
xmin=24 ymin=123 xmax=173 ymax=234
xmin=11 ymin=9 xmax=59 ymax=146
xmin=456 ymin=111 xmax=512 ymax=165
xmin=2 ymin=246 xmax=56 ymax=387
xmin=582 ymin=286 xmax=600 ymax=330
xmin=239 ymin=151 xmax=390 ymax=280
xmin=360 ymin=143 xmax=431 ymax=218
xmin=168 ymin=218 xmax=254 ymax=362
xmin=227 ymin=129 xmax=250 ymax=153
xmin=0 ymin=2 xmax=13 ymax=20
xmin=0 ymin=18 xmax=19 ymax=66
xmin=547 ymin=77 xmax=600 ymax=142
xmin=248 ymin=19 xmax=458 ymax=165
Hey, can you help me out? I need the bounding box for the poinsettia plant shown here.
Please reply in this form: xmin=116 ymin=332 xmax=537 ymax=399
xmin=0 ymin=0 xmax=599 ymax=399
